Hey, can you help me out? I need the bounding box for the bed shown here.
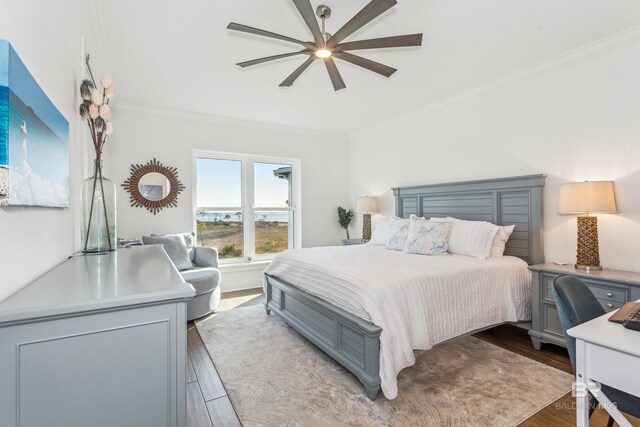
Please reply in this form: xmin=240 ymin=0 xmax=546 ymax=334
xmin=263 ymin=174 xmax=545 ymax=400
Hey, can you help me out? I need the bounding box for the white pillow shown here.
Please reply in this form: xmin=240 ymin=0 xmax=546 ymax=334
xmin=385 ymin=216 xmax=411 ymax=251
xmin=490 ymin=225 xmax=515 ymax=258
xmin=370 ymin=215 xmax=390 ymax=246
xmin=403 ymin=217 xmax=453 ymax=256
xmin=431 ymin=217 xmax=500 ymax=260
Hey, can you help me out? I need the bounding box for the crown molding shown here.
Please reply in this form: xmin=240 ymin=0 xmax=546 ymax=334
xmin=350 ymin=24 xmax=640 ymax=140
xmin=115 ymin=101 xmax=349 ymax=140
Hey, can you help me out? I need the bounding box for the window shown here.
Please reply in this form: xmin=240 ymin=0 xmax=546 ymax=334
xmin=194 ymin=151 xmax=300 ymax=262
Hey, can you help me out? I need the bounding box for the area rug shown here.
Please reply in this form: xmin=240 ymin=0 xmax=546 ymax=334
xmin=196 ymin=305 xmax=573 ymax=427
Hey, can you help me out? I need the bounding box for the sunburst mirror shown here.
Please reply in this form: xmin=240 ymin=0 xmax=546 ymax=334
xmin=121 ymin=158 xmax=185 ymax=215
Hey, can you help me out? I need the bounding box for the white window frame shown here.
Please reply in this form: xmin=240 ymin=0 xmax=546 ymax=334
xmin=192 ymin=149 xmax=302 ymax=265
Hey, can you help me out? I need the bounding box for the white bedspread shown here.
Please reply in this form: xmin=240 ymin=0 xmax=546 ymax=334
xmin=264 ymin=244 xmax=531 ymax=399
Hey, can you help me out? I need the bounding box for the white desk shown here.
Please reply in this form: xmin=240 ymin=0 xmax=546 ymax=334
xmin=567 ymin=310 xmax=640 ymax=427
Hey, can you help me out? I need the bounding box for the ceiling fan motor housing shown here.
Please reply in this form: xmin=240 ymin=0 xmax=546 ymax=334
xmin=316 ymin=5 xmax=331 ymax=19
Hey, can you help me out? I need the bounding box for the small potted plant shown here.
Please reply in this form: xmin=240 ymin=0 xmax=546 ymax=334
xmin=337 ymin=207 xmax=354 ymax=240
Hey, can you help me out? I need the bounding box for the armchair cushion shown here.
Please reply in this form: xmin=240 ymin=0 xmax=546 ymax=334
xmin=151 ymin=232 xmax=196 ymax=263
xmin=180 ymin=267 xmax=221 ymax=296
xmin=142 ymin=235 xmax=193 ymax=271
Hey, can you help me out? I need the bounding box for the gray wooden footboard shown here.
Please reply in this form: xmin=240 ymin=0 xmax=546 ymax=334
xmin=264 ymin=273 xmax=382 ymax=400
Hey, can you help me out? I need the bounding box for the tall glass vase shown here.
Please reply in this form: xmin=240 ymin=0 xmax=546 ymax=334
xmin=81 ymin=160 xmax=116 ymax=253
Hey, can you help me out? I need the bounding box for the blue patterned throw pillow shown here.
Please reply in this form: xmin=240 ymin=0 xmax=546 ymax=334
xmin=403 ymin=217 xmax=453 ymax=255
xmin=385 ymin=216 xmax=411 ymax=251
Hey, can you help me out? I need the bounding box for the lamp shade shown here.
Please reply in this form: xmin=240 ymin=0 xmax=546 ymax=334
xmin=558 ymin=181 xmax=618 ymax=214
xmin=355 ymin=196 xmax=379 ymax=214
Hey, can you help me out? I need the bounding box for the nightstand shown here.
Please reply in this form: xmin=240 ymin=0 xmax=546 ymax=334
xmin=528 ymin=263 xmax=640 ymax=350
xmin=342 ymin=239 xmax=366 ymax=246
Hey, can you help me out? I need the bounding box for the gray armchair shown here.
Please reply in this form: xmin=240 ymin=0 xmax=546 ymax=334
xmin=181 ymin=246 xmax=221 ymax=321
xmin=142 ymin=233 xmax=221 ymax=321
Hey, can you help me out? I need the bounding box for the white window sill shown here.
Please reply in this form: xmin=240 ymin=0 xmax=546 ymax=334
xmin=219 ymin=259 xmax=272 ymax=273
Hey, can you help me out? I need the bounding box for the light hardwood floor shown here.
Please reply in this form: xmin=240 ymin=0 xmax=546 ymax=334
xmin=187 ymin=288 xmax=640 ymax=427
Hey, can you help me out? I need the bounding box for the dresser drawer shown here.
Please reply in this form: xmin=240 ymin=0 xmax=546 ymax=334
xmin=587 ymin=284 xmax=627 ymax=303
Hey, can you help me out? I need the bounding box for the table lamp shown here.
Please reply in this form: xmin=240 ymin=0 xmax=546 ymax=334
xmin=558 ymin=181 xmax=618 ymax=271
xmin=355 ymin=196 xmax=379 ymax=241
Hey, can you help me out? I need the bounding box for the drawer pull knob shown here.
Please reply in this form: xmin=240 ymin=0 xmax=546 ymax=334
xmin=606 ymin=292 xmax=613 ymax=298
xmin=607 ymin=303 xmax=613 ymax=308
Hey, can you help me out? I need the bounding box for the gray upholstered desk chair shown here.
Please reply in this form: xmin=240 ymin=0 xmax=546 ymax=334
xmin=553 ymin=275 xmax=640 ymax=427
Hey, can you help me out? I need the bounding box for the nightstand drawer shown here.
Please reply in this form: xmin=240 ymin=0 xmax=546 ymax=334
xmin=542 ymin=275 xmax=556 ymax=303
xmin=542 ymin=274 xmax=627 ymax=303
xmin=587 ymin=285 xmax=627 ymax=303
xmin=597 ymin=299 xmax=625 ymax=312
xmin=543 ymin=303 xmax=564 ymax=337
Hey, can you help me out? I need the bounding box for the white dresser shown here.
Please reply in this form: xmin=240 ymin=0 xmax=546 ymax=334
xmin=0 ymin=245 xmax=195 ymax=427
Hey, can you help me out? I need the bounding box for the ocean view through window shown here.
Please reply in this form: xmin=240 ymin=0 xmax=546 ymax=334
xmin=194 ymin=152 xmax=300 ymax=261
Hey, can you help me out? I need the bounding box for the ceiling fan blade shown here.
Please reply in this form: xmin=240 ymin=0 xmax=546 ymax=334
xmin=323 ymin=57 xmax=346 ymax=91
xmin=280 ymin=56 xmax=316 ymax=87
xmin=327 ymin=0 xmax=397 ymax=48
xmin=291 ymin=0 xmax=324 ymax=45
xmin=333 ymin=52 xmax=396 ymax=78
xmin=335 ymin=34 xmax=423 ymax=52
xmin=227 ymin=22 xmax=315 ymax=49
xmin=237 ymin=50 xmax=312 ymax=68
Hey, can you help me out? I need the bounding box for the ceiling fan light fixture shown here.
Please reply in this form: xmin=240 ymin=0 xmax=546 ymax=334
xmin=228 ymin=0 xmax=423 ymax=91
xmin=315 ymin=48 xmax=332 ymax=58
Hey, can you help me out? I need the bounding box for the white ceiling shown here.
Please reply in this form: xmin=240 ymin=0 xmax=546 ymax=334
xmin=98 ymin=0 xmax=640 ymax=135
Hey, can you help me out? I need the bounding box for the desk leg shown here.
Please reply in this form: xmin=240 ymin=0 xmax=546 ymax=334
xmin=576 ymin=340 xmax=633 ymax=427
xmin=589 ymin=388 xmax=633 ymax=427
xmin=575 ymin=339 xmax=590 ymax=427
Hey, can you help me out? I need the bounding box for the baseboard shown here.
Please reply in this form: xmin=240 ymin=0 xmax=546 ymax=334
xmin=219 ymin=268 xmax=264 ymax=293
xmin=220 ymin=281 xmax=263 ymax=293
xmin=510 ymin=321 xmax=532 ymax=330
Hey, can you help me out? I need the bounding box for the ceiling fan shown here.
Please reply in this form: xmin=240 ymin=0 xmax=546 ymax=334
xmin=227 ymin=0 xmax=423 ymax=91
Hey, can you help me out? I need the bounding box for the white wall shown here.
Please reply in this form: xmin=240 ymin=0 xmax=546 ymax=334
xmin=5 ymin=4 xmax=635 ymax=300
xmin=0 ymin=1 xmax=105 ymax=301
xmin=348 ymin=39 xmax=640 ymax=272
xmin=108 ymin=106 xmax=350 ymax=290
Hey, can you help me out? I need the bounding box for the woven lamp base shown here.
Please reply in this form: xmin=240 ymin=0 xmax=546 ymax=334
xmin=362 ymin=213 xmax=372 ymax=241
xmin=575 ymin=215 xmax=602 ymax=271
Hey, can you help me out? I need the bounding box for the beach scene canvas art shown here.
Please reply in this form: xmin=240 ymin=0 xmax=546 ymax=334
xmin=0 ymin=39 xmax=69 ymax=207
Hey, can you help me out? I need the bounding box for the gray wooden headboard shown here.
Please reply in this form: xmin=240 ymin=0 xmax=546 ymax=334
xmin=392 ymin=174 xmax=545 ymax=265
